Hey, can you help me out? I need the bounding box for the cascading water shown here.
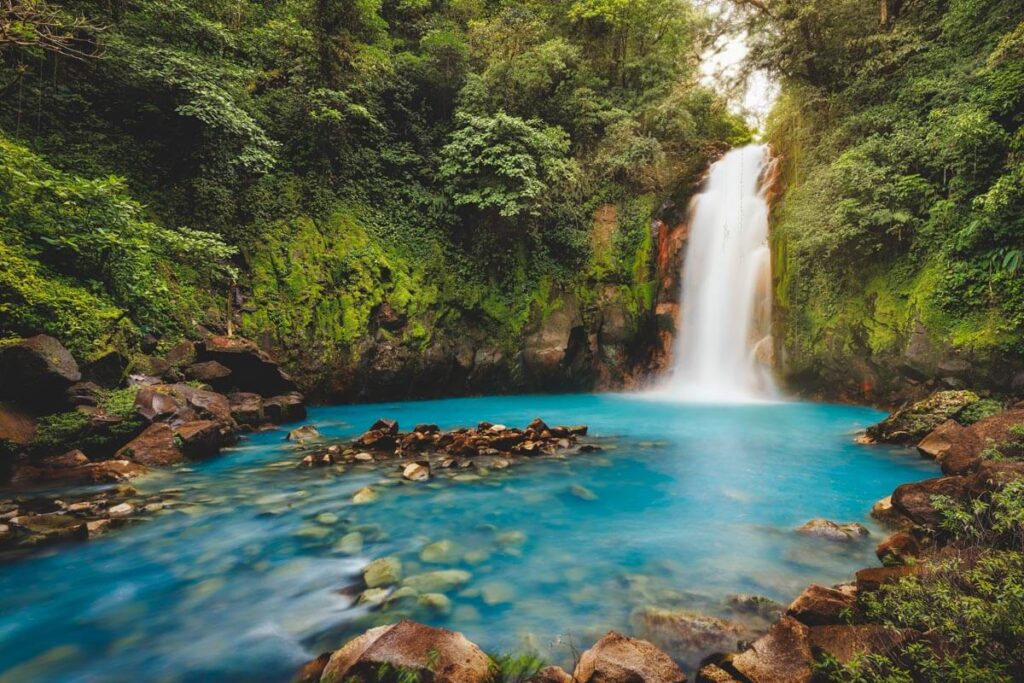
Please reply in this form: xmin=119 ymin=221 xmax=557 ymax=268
xmin=666 ymin=143 xmax=778 ymax=402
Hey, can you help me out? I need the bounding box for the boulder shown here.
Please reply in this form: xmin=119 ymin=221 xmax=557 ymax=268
xmin=528 ymin=666 xmax=573 ymax=683
xmin=875 ymin=531 xmax=921 ymax=566
xmin=364 ymin=557 xmax=402 ymax=588
xmin=786 ymin=585 xmax=857 ymax=626
xmin=573 ymin=632 xmax=687 ymax=683
xmin=0 ymin=401 xmax=37 ymax=447
xmin=370 ymin=419 xmax=399 ymax=436
xmin=116 ymin=423 xmax=184 ymax=466
xmin=969 ymin=459 xmax=1024 ymax=493
xmin=287 ymin=425 xmax=321 ymax=442
xmin=401 ymin=570 xmax=471 ymax=594
xmin=263 ymin=393 xmax=307 ymax=424
xmin=8 ymin=512 xmax=89 ymax=546
xmin=730 ymin=617 xmax=813 ymax=683
xmin=917 ymin=420 xmax=982 ymax=475
xmin=891 ymin=476 xmax=969 ymax=527
xmin=166 ymin=340 xmax=197 ymax=368
xmin=66 ymin=381 xmax=103 ymax=407
xmin=725 ymin=595 xmax=786 ymax=621
xmin=185 ymin=361 xmax=232 ymax=385
xmin=174 ymin=420 xmax=226 ymax=459
xmin=855 ymin=565 xmax=919 ymax=592
xmin=631 ymin=606 xmax=742 ymax=668
xmin=0 ymin=335 xmax=81 ymax=411
xmin=796 ymin=519 xmax=870 ymax=542
xmin=228 ymin=392 xmax=265 ymax=426
xmin=694 ymin=663 xmax=741 ymax=683
xmin=196 ymin=336 xmax=296 ymax=397
xmin=807 ymin=625 xmax=917 ymax=666
xmin=134 ymin=386 xmax=182 ymax=423
xmin=870 ymin=496 xmax=910 ymax=529
xmin=865 ymin=390 xmax=980 ymax=445
xmin=11 ymin=458 xmax=148 ymax=487
xmin=81 ymin=350 xmax=128 ymax=388
xmin=318 ymin=621 xmax=492 ymax=683
xmin=168 ymin=384 xmax=235 ymax=426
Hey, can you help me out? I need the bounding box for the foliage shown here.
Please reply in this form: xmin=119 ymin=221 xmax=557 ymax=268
xmin=31 ymin=387 xmax=143 ymax=457
xmin=489 ymin=652 xmax=546 ymax=683
xmin=762 ymin=0 xmax=1024 ymax=381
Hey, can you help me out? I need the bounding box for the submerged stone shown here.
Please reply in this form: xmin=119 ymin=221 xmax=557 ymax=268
xmin=401 ymin=570 xmax=471 ymax=594
xmin=419 ymin=540 xmax=459 ymax=564
xmin=363 ymin=557 xmax=402 ymax=588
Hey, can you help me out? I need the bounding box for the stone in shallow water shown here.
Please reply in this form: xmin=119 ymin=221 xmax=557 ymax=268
xmin=352 ymin=487 xmax=378 ymax=505
xmin=797 ymin=519 xmax=870 ymax=542
xmin=316 ymin=512 xmax=339 ymax=526
xmin=463 ymin=549 xmax=490 ymax=565
xmin=357 ymin=588 xmax=390 ymax=607
xmin=420 ymin=540 xmax=459 ymax=564
xmin=570 ymin=484 xmax=598 ymax=501
xmin=417 ymin=593 xmax=452 ymax=614
xmin=480 ymin=581 xmax=515 ymax=605
xmin=403 ymin=462 xmax=431 ymax=481
xmin=364 ymin=557 xmax=402 ymax=588
xmin=334 ymin=531 xmax=364 ymax=555
xmin=401 ymin=570 xmax=471 ymax=594
xmin=496 ymin=530 xmax=526 ymax=547
xmin=630 ymin=606 xmax=743 ymax=667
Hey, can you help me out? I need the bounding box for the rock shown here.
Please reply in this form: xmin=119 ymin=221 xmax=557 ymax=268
xmin=401 ymin=570 xmax=472 ymax=594
xmin=796 ymin=519 xmax=870 ymax=542
xmin=417 ymin=592 xmax=453 ymax=614
xmin=876 ymin=531 xmax=921 ymax=566
xmin=730 ymin=617 xmax=813 ymax=683
xmin=318 ymin=621 xmax=492 ymax=683
xmin=364 ymin=557 xmax=402 ymax=588
xmin=370 ymin=419 xmax=399 ymax=436
xmin=295 ymin=653 xmax=331 ymax=683
xmin=287 ymin=425 xmax=321 ymax=442
xmin=870 ymin=496 xmax=910 ymax=528
xmin=352 ymin=487 xmax=378 ymax=505
xmin=66 ymin=381 xmax=103 ymax=407
xmin=807 ymin=625 xmax=917 ymax=666
xmin=108 ymin=502 xmax=134 ymax=518
xmin=11 ymin=459 xmax=147 ymax=486
xmin=573 ymin=632 xmax=687 ymax=683
xmin=356 ymin=429 xmax=397 ymax=451
xmin=528 ymin=666 xmax=573 ymax=683
xmin=358 ymin=588 xmax=391 ymax=607
xmin=133 ymin=386 xmax=182 ymax=423
xmin=175 ymin=420 xmax=226 ymax=459
xmin=786 ymin=585 xmax=857 ymax=626
xmin=922 ymin=408 xmax=1024 ymax=474
xmin=81 ymin=350 xmax=129 ymax=388
xmin=527 ymin=418 xmax=550 ymax=434
xmin=116 ymin=423 xmax=184 ymax=466
xmin=263 ymin=392 xmax=307 ymax=424
xmin=480 ymin=581 xmax=515 ymax=605
xmin=402 ymin=461 xmax=430 ymax=482
xmin=228 ymin=392 xmax=265 ymax=426
xmin=891 ymin=476 xmax=969 ymax=527
xmin=865 ymin=390 xmax=980 ymax=445
xmin=420 ymin=540 xmax=458 ymax=564
xmin=196 ymin=336 xmax=296 ymax=397
xmin=0 ymin=401 xmax=37 ymax=447
xmin=0 ymin=335 xmax=81 ymax=411
xmin=414 ymin=424 xmax=439 ymax=434
xmin=10 ymin=513 xmax=88 ymax=546
xmin=335 ymin=532 xmax=364 ymax=555
xmin=169 ymin=384 xmax=235 ymax=425
xmin=185 ymin=361 xmax=232 ymax=385
xmin=631 ymin=606 xmax=742 ymax=666
xmin=570 ymin=484 xmax=598 ymax=501
xmin=694 ymin=663 xmax=741 ymax=683
xmin=855 ymin=565 xmax=920 ymax=592
xmin=86 ymin=519 xmax=113 ymax=537
xmin=166 ymin=341 xmax=197 ymax=368
xmin=725 ymin=594 xmax=785 ymax=621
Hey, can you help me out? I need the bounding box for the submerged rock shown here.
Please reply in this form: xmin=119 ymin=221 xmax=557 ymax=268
xmin=402 ymin=461 xmax=430 ymax=482
xmin=631 ymin=606 xmax=742 ymax=666
xmin=796 ymin=519 xmax=870 ymax=542
xmin=401 ymin=570 xmax=471 ymax=594
xmin=352 ymin=487 xmax=379 ymax=505
xmin=287 ymin=425 xmax=321 ymax=442
xmin=363 ymin=557 xmax=402 ymax=588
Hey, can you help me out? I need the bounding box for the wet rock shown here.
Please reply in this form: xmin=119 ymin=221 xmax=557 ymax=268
xmin=796 ymin=519 xmax=870 ymax=542
xmin=417 ymin=592 xmax=452 ymax=614
xmin=288 ymin=425 xmax=321 ymax=442
xmin=11 ymin=458 xmax=148 ymax=487
xmin=364 ymin=557 xmax=402 ymax=588
xmin=865 ymin=390 xmax=980 ymax=445
xmin=169 ymin=384 xmax=235 ymax=426
xmin=402 ymin=570 xmax=472 ymax=594
xmin=573 ymin=632 xmax=687 ymax=683
xmin=357 ymin=588 xmax=391 ymax=607
xmin=263 ymin=393 xmax=307 ymax=424
xmin=876 ymin=531 xmax=921 ymax=566
xmin=480 ymin=581 xmax=515 ymax=606
xmin=370 ymin=419 xmax=399 ymax=436
xmin=870 ymin=496 xmax=910 ymax=529
xmin=9 ymin=513 xmax=88 ymax=546
xmin=0 ymin=335 xmax=81 ymax=411
xmin=108 ymin=502 xmax=134 ymax=518
xmin=116 ymin=423 xmax=184 ymax=466
xmin=334 ymin=532 xmax=364 ymax=555
xmin=631 ymin=606 xmax=742 ymax=666
xmin=730 ymin=617 xmax=813 ymax=683
xmin=295 ymin=653 xmax=331 ymax=683
xmin=725 ymin=594 xmax=785 ymax=621
xmin=228 ymin=392 xmax=265 ymax=426
xmin=318 ymin=621 xmax=492 ymax=683
xmin=402 ymin=461 xmax=430 ymax=482
xmin=891 ymin=476 xmax=969 ymax=527
xmin=196 ymin=336 xmax=297 ymax=397
xmin=175 ymin=420 xmax=227 ymax=459
xmin=420 ymin=540 xmax=458 ymax=564
xmin=786 ymin=585 xmax=857 ymax=626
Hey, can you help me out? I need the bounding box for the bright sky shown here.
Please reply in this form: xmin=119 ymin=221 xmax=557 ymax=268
xmin=697 ymin=2 xmax=779 ymax=128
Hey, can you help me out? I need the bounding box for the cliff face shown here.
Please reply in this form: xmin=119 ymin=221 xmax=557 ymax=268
xmin=240 ymin=200 xmax=692 ymax=403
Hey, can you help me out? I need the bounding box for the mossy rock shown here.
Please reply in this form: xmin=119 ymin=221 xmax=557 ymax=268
xmin=866 ymin=390 xmax=981 ymax=445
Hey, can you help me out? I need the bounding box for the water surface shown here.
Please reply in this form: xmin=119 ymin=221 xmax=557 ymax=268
xmin=0 ymin=394 xmax=935 ymax=682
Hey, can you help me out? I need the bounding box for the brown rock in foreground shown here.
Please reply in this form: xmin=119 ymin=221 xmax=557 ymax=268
xmin=728 ymin=617 xmax=813 ymax=683
xmin=318 ymin=621 xmax=492 ymax=683
xmin=116 ymin=423 xmax=184 ymax=466
xmin=574 ymin=632 xmax=688 ymax=683
xmin=786 ymin=584 xmax=857 ymax=626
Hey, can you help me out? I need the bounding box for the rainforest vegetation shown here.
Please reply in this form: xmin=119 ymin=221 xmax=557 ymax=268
xmin=0 ymin=0 xmax=749 ymax=394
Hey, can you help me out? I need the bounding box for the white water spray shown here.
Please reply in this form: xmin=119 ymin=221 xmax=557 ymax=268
xmin=666 ymin=144 xmax=778 ymax=402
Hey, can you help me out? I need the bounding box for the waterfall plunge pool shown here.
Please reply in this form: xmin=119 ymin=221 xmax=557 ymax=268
xmin=0 ymin=394 xmax=936 ymax=682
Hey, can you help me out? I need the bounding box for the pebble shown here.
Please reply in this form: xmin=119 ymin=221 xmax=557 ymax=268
xmin=354 ymin=452 xmax=374 ymax=462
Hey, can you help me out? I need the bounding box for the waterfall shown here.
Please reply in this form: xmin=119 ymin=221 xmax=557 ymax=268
xmin=666 ymin=144 xmax=778 ymax=402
